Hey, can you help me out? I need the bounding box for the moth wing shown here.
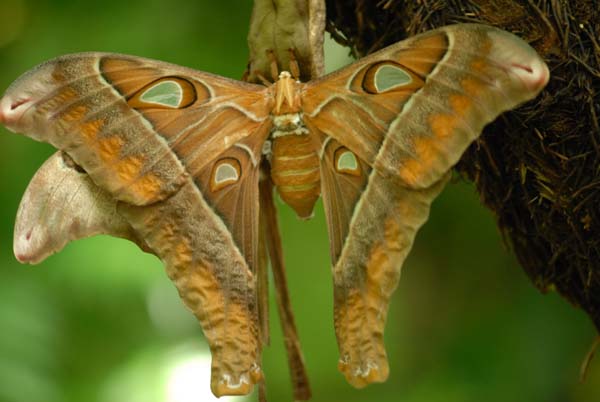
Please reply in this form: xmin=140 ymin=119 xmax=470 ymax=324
xmin=303 ymin=24 xmax=549 ymax=387
xmin=14 ymin=151 xmax=148 ymax=264
xmin=304 ymin=23 xmax=549 ymax=190
xmin=0 ymin=53 xmax=274 ymax=397
xmin=0 ymin=52 xmax=272 ymax=205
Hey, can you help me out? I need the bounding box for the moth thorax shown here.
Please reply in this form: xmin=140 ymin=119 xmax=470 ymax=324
xmin=270 ymin=134 xmax=320 ymax=219
xmin=271 ymin=113 xmax=309 ymax=138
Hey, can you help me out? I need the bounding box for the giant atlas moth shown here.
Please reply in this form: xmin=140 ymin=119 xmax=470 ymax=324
xmin=0 ymin=24 xmax=548 ymax=398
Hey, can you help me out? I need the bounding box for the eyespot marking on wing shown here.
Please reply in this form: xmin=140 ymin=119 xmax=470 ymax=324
xmin=211 ymin=158 xmax=241 ymax=191
xmin=362 ymin=62 xmax=419 ymax=94
xmin=374 ymin=65 xmax=412 ymax=92
xmin=140 ymin=80 xmax=182 ymax=107
xmin=335 ymin=147 xmax=360 ymax=176
xmin=128 ymin=77 xmax=197 ymax=109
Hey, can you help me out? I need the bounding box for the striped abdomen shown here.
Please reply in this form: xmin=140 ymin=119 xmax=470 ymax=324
xmin=270 ymin=134 xmax=321 ymax=219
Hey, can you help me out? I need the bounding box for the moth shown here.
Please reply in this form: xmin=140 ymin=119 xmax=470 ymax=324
xmin=0 ymin=24 xmax=548 ymax=398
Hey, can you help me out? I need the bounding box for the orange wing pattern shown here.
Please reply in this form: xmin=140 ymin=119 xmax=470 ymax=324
xmin=0 ymin=53 xmax=274 ymax=396
xmin=303 ymin=24 xmax=548 ymax=387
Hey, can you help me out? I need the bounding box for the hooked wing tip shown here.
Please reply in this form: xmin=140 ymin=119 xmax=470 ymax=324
xmin=485 ymin=26 xmax=550 ymax=95
xmin=13 ymin=228 xmax=45 ymax=264
xmin=511 ymin=57 xmax=550 ymax=93
xmin=0 ymin=95 xmax=31 ymax=130
xmin=508 ymin=57 xmax=550 ymax=94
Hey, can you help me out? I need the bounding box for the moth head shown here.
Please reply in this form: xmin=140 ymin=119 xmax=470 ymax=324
xmin=274 ymin=70 xmax=300 ymax=114
xmin=278 ymin=71 xmax=292 ymax=80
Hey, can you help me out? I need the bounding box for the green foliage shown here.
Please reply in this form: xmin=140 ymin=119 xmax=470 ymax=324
xmin=0 ymin=1 xmax=597 ymax=402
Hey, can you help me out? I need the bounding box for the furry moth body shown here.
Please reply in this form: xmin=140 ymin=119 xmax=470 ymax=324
xmin=0 ymin=24 xmax=548 ymax=397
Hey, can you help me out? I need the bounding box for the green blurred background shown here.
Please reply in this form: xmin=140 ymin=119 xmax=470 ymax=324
xmin=0 ymin=1 xmax=598 ymax=402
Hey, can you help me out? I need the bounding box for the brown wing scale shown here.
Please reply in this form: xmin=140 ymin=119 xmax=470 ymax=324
xmin=303 ymin=24 xmax=549 ymax=387
xmin=310 ymin=131 xmax=371 ymax=263
xmin=194 ymin=132 xmax=271 ymax=270
xmin=0 ymin=53 xmax=275 ymax=397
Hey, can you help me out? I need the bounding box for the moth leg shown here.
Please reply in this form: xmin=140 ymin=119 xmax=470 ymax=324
xmin=287 ymin=48 xmax=301 ymax=80
xmin=260 ymin=175 xmax=312 ymax=401
xmin=241 ymin=61 xmax=251 ymax=82
xmin=119 ymin=181 xmax=262 ymax=397
xmin=255 ymin=72 xmax=273 ymax=86
xmin=333 ymin=173 xmax=449 ymax=388
xmin=266 ymin=49 xmax=279 ymax=81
